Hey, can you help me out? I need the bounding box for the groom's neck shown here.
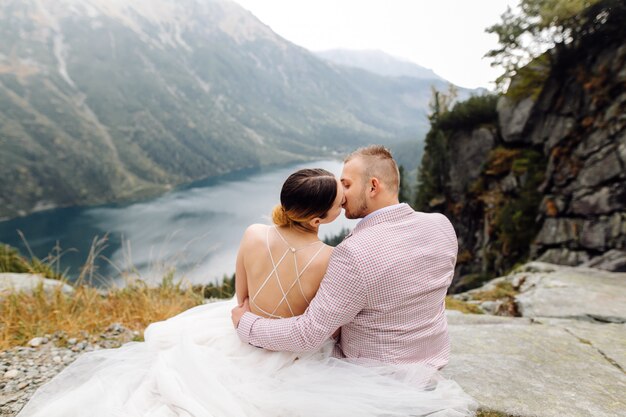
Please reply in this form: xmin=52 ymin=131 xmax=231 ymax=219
xmin=365 ymin=196 xmax=400 ymax=216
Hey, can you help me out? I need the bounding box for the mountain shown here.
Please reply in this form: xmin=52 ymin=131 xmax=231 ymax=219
xmin=0 ymin=0 xmax=452 ymax=219
xmin=316 ymin=49 xmax=443 ymax=81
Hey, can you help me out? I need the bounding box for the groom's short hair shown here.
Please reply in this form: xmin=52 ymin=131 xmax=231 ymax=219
xmin=345 ymin=145 xmax=400 ymax=193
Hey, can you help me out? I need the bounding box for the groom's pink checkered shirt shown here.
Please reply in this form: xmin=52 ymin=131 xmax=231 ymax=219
xmin=237 ymin=203 xmax=457 ymax=369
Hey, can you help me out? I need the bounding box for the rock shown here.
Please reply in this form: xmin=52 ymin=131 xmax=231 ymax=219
xmin=0 ymin=273 xmax=74 ymax=299
xmin=444 ymin=315 xmax=626 ymax=417
xmin=536 ymin=248 xmax=590 ymax=266
xmin=581 ymin=249 xmax=626 ymax=272
xmin=478 ymin=300 xmax=500 ymax=314
xmin=52 ymin=356 xmax=62 ymax=364
xmin=107 ymin=323 xmax=124 ymax=333
xmin=3 ymin=369 xmax=19 ymax=379
xmin=580 ymin=220 xmax=611 ymax=250
xmin=0 ymin=393 xmax=20 ymax=407
xmin=575 ymin=148 xmax=623 ymax=188
xmin=514 ymin=266 xmax=626 ymax=321
xmin=448 ymin=127 xmax=495 ymax=198
xmin=570 ymin=185 xmax=626 ymax=216
xmin=574 ymin=128 xmax=612 ymax=158
xmin=533 ymin=317 xmax=626 ymax=370
xmin=544 ymin=115 xmax=576 ymax=151
xmin=618 ymin=131 xmax=626 ymax=165
xmin=498 ymin=96 xmax=535 ymax=143
xmin=27 ymin=338 xmax=44 ymax=348
xmin=67 ymin=338 xmax=77 ymax=346
xmin=534 ymin=218 xmax=583 ymax=245
xmin=513 ymin=261 xmax=563 ymax=274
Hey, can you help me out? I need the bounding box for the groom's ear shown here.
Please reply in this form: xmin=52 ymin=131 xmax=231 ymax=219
xmin=369 ymin=177 xmax=381 ymax=195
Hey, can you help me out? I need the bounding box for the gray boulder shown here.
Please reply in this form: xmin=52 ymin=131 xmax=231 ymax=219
xmin=581 ymin=249 xmax=626 ymax=272
xmin=497 ymin=96 xmax=535 ymax=143
xmin=0 ymin=273 xmax=74 ymax=298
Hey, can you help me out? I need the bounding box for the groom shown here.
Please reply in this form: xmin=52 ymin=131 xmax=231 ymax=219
xmin=232 ymin=145 xmax=458 ymax=369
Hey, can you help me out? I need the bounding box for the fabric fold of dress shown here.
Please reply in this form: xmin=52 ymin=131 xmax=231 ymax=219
xmin=17 ymin=298 xmax=477 ymax=417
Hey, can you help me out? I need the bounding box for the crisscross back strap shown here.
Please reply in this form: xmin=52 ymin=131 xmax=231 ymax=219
xmin=250 ymin=226 xmax=325 ymax=318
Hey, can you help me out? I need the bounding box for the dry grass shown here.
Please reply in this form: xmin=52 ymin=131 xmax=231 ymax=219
xmin=470 ymin=281 xmax=517 ymax=302
xmin=0 ymin=277 xmax=204 ymax=350
xmin=445 ymin=296 xmax=483 ymax=314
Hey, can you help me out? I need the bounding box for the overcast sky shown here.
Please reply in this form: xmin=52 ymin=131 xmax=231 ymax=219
xmin=233 ymin=0 xmax=520 ymax=90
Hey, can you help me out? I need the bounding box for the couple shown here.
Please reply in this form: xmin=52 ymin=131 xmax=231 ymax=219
xmin=17 ymin=146 xmax=477 ymax=417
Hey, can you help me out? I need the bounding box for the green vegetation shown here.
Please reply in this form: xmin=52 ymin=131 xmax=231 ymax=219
xmin=415 ymin=91 xmax=500 ymax=212
xmin=491 ymin=149 xmax=545 ymax=262
xmin=437 ymin=94 xmax=499 ymax=132
xmin=486 ymin=0 xmax=625 ymax=92
xmin=0 ymin=243 xmax=64 ymax=280
xmin=323 ymin=228 xmax=351 ymax=247
xmin=193 ymin=274 xmax=236 ymax=299
xmin=398 ymin=165 xmax=414 ymax=205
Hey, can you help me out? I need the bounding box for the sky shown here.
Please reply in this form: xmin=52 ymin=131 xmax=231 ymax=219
xmin=233 ymin=0 xmax=520 ymax=90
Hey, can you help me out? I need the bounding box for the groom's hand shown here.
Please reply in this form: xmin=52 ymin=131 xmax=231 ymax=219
xmin=231 ymin=298 xmax=250 ymax=328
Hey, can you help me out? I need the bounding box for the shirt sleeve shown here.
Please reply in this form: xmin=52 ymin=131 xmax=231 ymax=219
xmin=236 ymin=243 xmax=367 ymax=352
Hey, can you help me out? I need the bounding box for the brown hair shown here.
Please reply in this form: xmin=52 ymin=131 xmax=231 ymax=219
xmin=344 ymin=145 xmax=399 ymax=193
xmin=271 ymin=168 xmax=337 ymax=231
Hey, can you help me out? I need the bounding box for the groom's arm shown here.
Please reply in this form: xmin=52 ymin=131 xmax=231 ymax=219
xmin=236 ymin=244 xmax=367 ymax=352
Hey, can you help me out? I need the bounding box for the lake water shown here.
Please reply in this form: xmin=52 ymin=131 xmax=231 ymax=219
xmin=0 ymin=160 xmax=358 ymax=287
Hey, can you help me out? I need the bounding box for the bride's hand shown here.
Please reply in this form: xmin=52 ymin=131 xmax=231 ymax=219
xmin=231 ymin=298 xmax=250 ymax=328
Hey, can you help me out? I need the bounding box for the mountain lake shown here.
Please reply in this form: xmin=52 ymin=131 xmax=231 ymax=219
xmin=0 ymin=160 xmax=357 ymax=287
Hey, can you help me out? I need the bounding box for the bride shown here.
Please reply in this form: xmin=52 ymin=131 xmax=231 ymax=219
xmin=16 ymin=168 xmax=477 ymax=417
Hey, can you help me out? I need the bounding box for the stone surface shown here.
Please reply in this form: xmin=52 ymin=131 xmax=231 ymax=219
xmin=536 ymin=248 xmax=590 ymax=266
xmin=447 ymin=263 xmax=626 ymax=416
xmin=544 ymin=115 xmax=575 ymax=151
xmin=0 ymin=325 xmax=136 ymax=416
xmin=575 ymin=128 xmax=612 ymax=157
xmin=515 ymin=266 xmax=626 ymax=320
xmin=570 ymin=185 xmax=624 ymax=216
xmin=576 ymin=149 xmax=623 ymax=189
xmin=498 ymin=96 xmax=535 ymax=143
xmin=0 ymin=274 xmax=74 ymax=299
xmin=27 ymin=338 xmax=43 ymax=348
xmin=580 ymin=220 xmax=611 ymax=250
xmin=448 ymin=127 xmax=495 ymax=198
xmin=534 ymin=218 xmax=583 ymax=246
xmin=582 ymin=249 xmax=626 ymax=272
xmin=445 ymin=315 xmax=626 ymax=417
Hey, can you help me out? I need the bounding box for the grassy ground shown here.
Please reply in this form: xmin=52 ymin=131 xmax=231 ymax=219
xmin=445 ymin=296 xmax=483 ymax=314
xmin=0 ymin=278 xmax=205 ymax=350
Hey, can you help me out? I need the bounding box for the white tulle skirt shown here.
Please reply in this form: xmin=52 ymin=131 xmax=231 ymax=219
xmin=16 ymin=298 xmax=477 ymax=417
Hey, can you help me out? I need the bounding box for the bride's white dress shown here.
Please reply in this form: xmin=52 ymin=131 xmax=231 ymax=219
xmin=16 ymin=228 xmax=477 ymax=417
xmin=16 ymin=297 xmax=477 ymax=417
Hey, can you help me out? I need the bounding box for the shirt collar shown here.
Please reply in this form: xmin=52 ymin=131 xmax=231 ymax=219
xmin=358 ymin=203 xmax=406 ymax=225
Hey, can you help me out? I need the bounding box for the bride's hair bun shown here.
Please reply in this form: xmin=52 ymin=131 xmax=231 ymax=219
xmin=271 ymin=168 xmax=337 ymax=232
xmin=272 ymin=204 xmax=291 ymax=227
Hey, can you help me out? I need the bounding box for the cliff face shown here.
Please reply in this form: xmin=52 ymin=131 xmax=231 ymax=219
xmin=527 ymin=42 xmax=626 ymax=267
xmin=434 ymin=36 xmax=626 ymax=291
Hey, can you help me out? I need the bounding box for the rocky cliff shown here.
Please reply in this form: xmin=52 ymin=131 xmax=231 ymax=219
xmin=419 ymin=14 xmax=626 ymax=291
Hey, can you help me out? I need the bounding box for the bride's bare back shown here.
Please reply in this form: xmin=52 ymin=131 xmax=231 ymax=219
xmin=235 ymin=224 xmax=333 ymax=318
